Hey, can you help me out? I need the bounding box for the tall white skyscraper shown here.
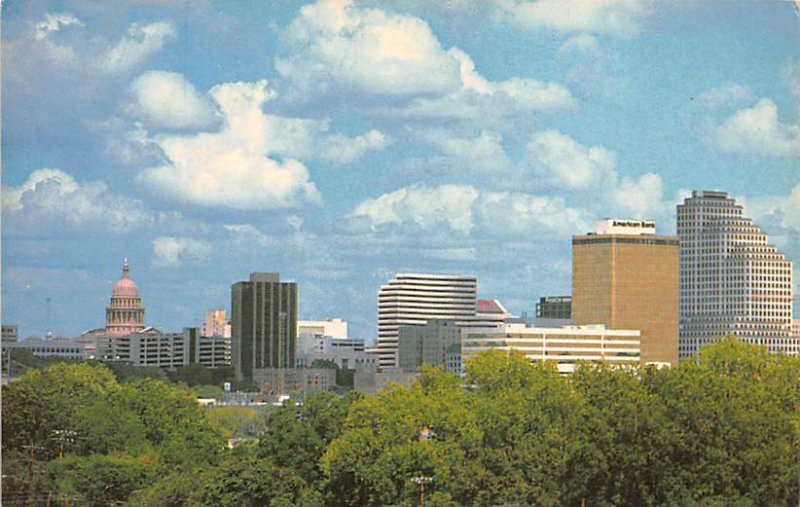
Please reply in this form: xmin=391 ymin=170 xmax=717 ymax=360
xmin=377 ymin=273 xmax=477 ymax=368
xmin=677 ymin=191 xmax=796 ymax=358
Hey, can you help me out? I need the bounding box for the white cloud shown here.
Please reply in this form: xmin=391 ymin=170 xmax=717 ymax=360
xmin=89 ymin=117 xmax=165 ymax=167
xmin=476 ymin=191 xmax=592 ymax=233
xmin=140 ymin=80 xmax=322 ymax=209
xmin=557 ymin=34 xmax=622 ymax=98
xmin=694 ymin=84 xmax=755 ymax=109
xmin=34 ymin=12 xmax=83 ymax=41
xmin=709 ymin=98 xmax=800 ymax=157
xmin=350 ymin=183 xmax=592 ymax=235
xmin=28 ymin=13 xmax=84 ymax=66
xmin=402 ymin=78 xmax=574 ymax=120
xmin=2 ymin=168 xmax=153 ymax=231
xmin=404 ymin=48 xmax=573 ymax=119
xmin=611 ymin=172 xmax=669 ymax=220
xmin=152 ymin=236 xmax=211 ymax=267
xmin=319 ymin=129 xmax=389 ymax=165
xmin=277 ymin=0 xmax=460 ymax=96
xmin=278 ymin=0 xmax=572 ymax=119
xmin=103 ymin=21 xmax=177 ymax=74
xmin=782 ymin=59 xmax=800 ymax=112
xmin=749 ymin=182 xmax=800 ymax=233
xmin=558 ymin=34 xmax=602 ymax=56
xmin=130 ymin=71 xmax=217 ymax=129
xmin=527 ymin=130 xmax=616 ymax=190
xmin=492 ymin=0 xmax=646 ymax=36
xmin=425 ymin=129 xmax=512 ymax=173
xmin=351 ymin=184 xmax=480 ymax=233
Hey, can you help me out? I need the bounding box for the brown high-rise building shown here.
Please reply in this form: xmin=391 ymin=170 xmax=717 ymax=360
xmin=231 ymin=272 xmax=298 ymax=381
xmin=572 ymin=219 xmax=679 ymax=365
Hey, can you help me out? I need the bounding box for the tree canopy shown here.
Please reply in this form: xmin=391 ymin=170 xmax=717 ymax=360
xmin=2 ymin=338 xmax=798 ymax=506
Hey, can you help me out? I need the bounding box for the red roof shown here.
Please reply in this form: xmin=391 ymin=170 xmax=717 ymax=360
xmin=476 ymin=299 xmax=508 ymax=315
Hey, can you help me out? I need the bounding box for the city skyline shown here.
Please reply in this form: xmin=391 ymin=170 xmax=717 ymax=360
xmin=3 ymin=1 xmax=799 ymax=341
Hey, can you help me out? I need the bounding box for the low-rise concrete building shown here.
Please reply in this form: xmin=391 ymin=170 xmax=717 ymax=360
xmin=97 ymin=327 xmax=231 ymax=368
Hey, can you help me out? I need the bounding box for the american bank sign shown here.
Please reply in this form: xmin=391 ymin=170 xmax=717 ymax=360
xmin=596 ymin=218 xmax=657 ymax=236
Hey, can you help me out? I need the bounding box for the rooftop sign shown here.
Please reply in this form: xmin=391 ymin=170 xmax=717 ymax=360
xmin=596 ymin=218 xmax=656 ymax=236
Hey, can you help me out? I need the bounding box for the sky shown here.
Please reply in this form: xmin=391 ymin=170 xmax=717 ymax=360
xmin=2 ymin=0 xmax=799 ymax=343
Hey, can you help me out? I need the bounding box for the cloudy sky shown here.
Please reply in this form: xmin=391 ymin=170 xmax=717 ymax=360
xmin=3 ymin=0 xmax=799 ymax=341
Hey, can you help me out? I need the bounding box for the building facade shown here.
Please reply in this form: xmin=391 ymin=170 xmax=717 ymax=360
xmin=98 ymin=327 xmax=230 ymax=368
xmin=397 ymin=320 xmax=463 ymax=372
xmin=572 ymin=219 xmax=679 ymax=365
xmin=536 ymin=296 xmax=572 ymax=320
xmin=4 ymin=338 xmax=90 ymax=361
xmin=298 ymin=319 xmax=348 ymax=339
xmin=462 ymin=324 xmax=641 ymax=375
xmin=296 ymin=334 xmax=376 ymax=370
xmin=231 ymin=272 xmax=298 ymax=381
xmin=376 ymin=273 xmax=477 ymax=368
xmin=677 ymin=191 xmax=795 ymax=357
xmin=202 ymin=310 xmax=231 ymax=339
xmin=105 ymin=259 xmax=145 ymax=336
xmin=473 ymin=300 xmax=513 ymax=328
xmin=2 ymin=325 xmax=19 ymax=344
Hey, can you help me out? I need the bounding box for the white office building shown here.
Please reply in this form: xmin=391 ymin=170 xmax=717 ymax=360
xmin=377 ymin=273 xmax=477 ymax=368
xmin=298 ymin=318 xmax=348 ymax=340
xmin=677 ymin=190 xmax=796 ymax=358
xmin=462 ymin=323 xmax=641 ymax=375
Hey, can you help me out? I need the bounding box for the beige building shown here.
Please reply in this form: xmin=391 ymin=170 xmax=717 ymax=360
xmin=572 ymin=219 xmax=679 ymax=365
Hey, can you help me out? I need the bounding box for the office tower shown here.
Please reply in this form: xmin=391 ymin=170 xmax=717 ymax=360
xmin=677 ymin=191 xmax=795 ymax=357
xmin=231 ymin=272 xmax=298 ymax=381
xmin=105 ymin=259 xmax=145 ymax=336
xmin=377 ymin=273 xmax=477 ymax=368
xmin=572 ymin=219 xmax=679 ymax=365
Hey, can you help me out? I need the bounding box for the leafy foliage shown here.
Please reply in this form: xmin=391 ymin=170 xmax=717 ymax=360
xmin=2 ymin=339 xmax=799 ymax=506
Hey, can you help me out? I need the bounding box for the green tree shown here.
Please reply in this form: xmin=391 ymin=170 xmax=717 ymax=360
xmin=2 ymin=363 xmax=119 ymax=460
xmin=260 ymin=391 xmax=360 ymax=484
xmin=125 ymin=378 xmax=225 ymax=464
xmin=195 ymin=445 xmax=308 ymax=506
xmin=40 ymin=453 xmax=158 ymax=507
xmin=210 ymin=405 xmax=266 ymax=440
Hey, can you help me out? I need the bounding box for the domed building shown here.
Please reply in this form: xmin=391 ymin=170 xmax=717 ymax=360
xmin=105 ymin=259 xmax=145 ymax=336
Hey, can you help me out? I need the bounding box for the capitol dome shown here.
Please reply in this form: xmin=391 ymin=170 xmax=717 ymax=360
xmin=112 ymin=260 xmax=140 ymax=297
xmin=105 ymin=259 xmax=145 ymax=336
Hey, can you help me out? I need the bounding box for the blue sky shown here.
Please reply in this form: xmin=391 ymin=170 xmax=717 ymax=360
xmin=3 ymin=0 xmax=799 ymax=342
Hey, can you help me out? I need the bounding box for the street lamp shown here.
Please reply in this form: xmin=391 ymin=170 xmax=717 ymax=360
xmin=410 ymin=475 xmax=434 ymax=507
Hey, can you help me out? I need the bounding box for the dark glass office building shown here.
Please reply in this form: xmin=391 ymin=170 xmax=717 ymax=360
xmin=535 ymin=296 xmax=572 ymax=320
xmin=231 ymin=272 xmax=298 ymax=381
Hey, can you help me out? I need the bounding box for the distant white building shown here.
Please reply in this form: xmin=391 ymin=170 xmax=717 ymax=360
xmin=461 ymin=323 xmax=641 ymax=375
xmin=377 ymin=273 xmax=478 ymax=369
xmin=4 ymin=336 xmax=93 ymax=361
xmin=298 ymin=319 xmax=348 ymax=340
xmin=296 ymin=333 xmax=375 ymax=371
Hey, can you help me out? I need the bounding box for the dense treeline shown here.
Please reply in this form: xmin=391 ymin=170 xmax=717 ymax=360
xmin=2 ymin=338 xmax=799 ymax=506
